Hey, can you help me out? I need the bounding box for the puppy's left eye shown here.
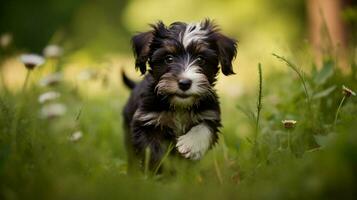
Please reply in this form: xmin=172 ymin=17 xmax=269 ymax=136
xmin=165 ymin=55 xmax=174 ymax=64
xmin=196 ymin=56 xmax=205 ymax=65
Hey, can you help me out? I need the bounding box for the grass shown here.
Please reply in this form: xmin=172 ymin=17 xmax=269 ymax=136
xmin=272 ymin=53 xmax=310 ymax=103
xmin=254 ymin=63 xmax=263 ymax=145
xmin=0 ymin=48 xmax=356 ymax=200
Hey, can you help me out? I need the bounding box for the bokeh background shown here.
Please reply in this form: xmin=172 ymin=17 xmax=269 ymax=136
xmin=1 ymin=0 xmax=355 ymax=90
xmin=0 ymin=0 xmax=357 ymax=199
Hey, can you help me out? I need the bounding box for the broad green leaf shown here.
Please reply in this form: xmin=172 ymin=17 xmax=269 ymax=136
xmin=314 ymin=60 xmax=334 ymax=85
xmin=312 ymin=85 xmax=336 ymax=99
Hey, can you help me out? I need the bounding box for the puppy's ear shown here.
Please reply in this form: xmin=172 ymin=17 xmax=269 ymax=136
xmin=132 ymin=31 xmax=154 ymax=75
xmin=216 ymin=33 xmax=237 ymax=76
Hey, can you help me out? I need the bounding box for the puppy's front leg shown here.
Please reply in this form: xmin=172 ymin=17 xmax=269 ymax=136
xmin=131 ymin=122 xmax=167 ymax=170
xmin=176 ymin=123 xmax=216 ymax=160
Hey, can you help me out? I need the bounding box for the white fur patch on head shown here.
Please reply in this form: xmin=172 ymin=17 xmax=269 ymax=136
xmin=181 ymin=23 xmax=208 ymax=49
xmin=176 ymin=123 xmax=213 ymax=160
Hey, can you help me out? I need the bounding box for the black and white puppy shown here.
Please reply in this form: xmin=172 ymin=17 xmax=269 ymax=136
xmin=122 ymin=19 xmax=237 ymax=170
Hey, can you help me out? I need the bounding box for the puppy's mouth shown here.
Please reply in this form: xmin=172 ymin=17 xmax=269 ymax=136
xmin=174 ymin=93 xmax=192 ymax=99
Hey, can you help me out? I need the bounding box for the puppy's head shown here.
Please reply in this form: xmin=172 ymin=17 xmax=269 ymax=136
xmin=132 ymin=19 xmax=237 ymax=107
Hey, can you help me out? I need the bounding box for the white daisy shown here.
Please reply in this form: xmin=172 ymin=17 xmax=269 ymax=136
xmin=0 ymin=33 xmax=12 ymax=49
xmin=281 ymin=120 xmax=297 ymax=129
xmin=39 ymin=73 xmax=63 ymax=87
xmin=38 ymin=91 xmax=61 ymax=104
xmin=342 ymin=85 xmax=356 ymax=97
xmin=20 ymin=54 xmax=45 ymax=70
xmin=69 ymin=131 xmax=83 ymax=142
xmin=40 ymin=103 xmax=67 ymax=119
xmin=43 ymin=45 xmax=63 ymax=58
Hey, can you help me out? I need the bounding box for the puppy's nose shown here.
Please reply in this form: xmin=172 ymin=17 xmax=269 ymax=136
xmin=178 ymin=79 xmax=192 ymax=91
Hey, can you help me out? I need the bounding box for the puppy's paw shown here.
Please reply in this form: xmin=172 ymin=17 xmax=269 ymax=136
xmin=176 ymin=123 xmax=212 ymax=160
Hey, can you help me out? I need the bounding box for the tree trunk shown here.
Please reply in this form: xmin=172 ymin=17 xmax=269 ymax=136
xmin=307 ymin=0 xmax=348 ymax=69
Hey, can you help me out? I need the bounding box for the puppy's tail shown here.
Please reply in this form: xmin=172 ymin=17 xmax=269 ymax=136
xmin=121 ymin=70 xmax=136 ymax=90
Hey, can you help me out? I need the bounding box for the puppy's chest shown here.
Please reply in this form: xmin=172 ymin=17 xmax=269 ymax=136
xmin=134 ymin=109 xmax=219 ymax=136
xmin=149 ymin=111 xmax=199 ymax=136
xmin=169 ymin=111 xmax=197 ymax=135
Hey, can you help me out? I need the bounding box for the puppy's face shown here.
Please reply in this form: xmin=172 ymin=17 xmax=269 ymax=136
xmin=132 ymin=20 xmax=237 ymax=107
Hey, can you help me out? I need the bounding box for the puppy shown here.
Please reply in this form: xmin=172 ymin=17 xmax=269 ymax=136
xmin=122 ymin=19 xmax=237 ymax=170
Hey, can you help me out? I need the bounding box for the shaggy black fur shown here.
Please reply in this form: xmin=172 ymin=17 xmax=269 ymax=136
xmin=122 ymin=19 xmax=237 ymax=171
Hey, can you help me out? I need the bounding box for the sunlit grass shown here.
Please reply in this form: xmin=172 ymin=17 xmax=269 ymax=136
xmin=0 ymin=42 xmax=356 ymax=199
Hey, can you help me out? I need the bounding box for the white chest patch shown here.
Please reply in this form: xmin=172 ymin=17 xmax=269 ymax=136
xmin=176 ymin=123 xmax=213 ymax=160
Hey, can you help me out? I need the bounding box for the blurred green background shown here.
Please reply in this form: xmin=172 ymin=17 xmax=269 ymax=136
xmin=0 ymin=0 xmax=306 ymax=54
xmin=2 ymin=0 xmax=356 ymax=84
xmin=0 ymin=0 xmax=357 ymax=199
xmin=1 ymin=0 xmax=356 ymax=86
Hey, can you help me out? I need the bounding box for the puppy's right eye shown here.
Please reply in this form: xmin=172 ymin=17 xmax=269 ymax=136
xmin=165 ymin=55 xmax=174 ymax=64
xmin=196 ymin=56 xmax=205 ymax=65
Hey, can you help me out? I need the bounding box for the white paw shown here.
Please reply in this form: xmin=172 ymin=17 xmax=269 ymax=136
xmin=176 ymin=123 xmax=212 ymax=160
